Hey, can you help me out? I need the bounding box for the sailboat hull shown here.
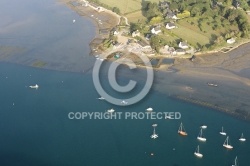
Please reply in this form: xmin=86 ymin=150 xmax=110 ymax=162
xmin=201 ymin=125 xmax=207 ymax=129
xmin=220 ymin=132 xmax=226 ymax=136
xmin=239 ymin=138 xmax=246 ymax=142
xmin=194 ymin=152 xmax=203 ymax=158
xmin=197 ymin=137 xmax=206 ymax=142
xmin=223 ymin=145 xmax=233 ymax=149
xmin=178 ymin=131 xmax=188 ymax=136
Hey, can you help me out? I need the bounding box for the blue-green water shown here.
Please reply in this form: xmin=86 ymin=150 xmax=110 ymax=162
xmin=0 ymin=0 xmax=250 ymax=165
xmin=0 ymin=62 xmax=250 ymax=166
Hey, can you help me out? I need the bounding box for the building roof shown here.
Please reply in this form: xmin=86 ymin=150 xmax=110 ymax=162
xmin=138 ymin=40 xmax=150 ymax=47
xmin=180 ymin=42 xmax=188 ymax=46
xmin=153 ymin=26 xmax=161 ymax=31
xmin=176 ymin=48 xmax=186 ymax=52
xmin=178 ymin=41 xmax=188 ymax=49
xmin=167 ymin=13 xmax=176 ymax=18
xmin=166 ymin=22 xmax=175 ymax=27
xmin=227 ymin=38 xmax=235 ymax=44
xmin=159 ymin=1 xmax=170 ymax=8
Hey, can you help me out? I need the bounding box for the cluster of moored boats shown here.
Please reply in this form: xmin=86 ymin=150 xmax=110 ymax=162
xmin=150 ymin=122 xmax=246 ymax=165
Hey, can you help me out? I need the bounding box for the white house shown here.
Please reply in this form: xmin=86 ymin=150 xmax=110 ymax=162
xmin=179 ymin=41 xmax=188 ymax=49
xmin=166 ymin=23 xmax=176 ymax=30
xmin=151 ymin=26 xmax=161 ymax=35
xmin=132 ymin=30 xmax=140 ymax=37
xmin=167 ymin=13 xmax=178 ymax=20
xmin=227 ymin=38 xmax=235 ymax=44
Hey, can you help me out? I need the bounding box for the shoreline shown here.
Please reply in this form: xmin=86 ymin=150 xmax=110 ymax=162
xmin=59 ymin=0 xmax=120 ymax=53
xmin=60 ymin=0 xmax=250 ymax=122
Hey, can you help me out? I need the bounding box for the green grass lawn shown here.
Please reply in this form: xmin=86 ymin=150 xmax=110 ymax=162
xmin=171 ymin=24 xmax=210 ymax=47
xmin=126 ymin=11 xmax=146 ymax=23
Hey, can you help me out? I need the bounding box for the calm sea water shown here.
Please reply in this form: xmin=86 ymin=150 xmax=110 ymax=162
xmin=0 ymin=0 xmax=250 ymax=166
xmin=0 ymin=62 xmax=250 ymax=166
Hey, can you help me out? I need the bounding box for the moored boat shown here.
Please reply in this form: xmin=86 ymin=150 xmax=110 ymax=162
xmin=29 ymin=84 xmax=39 ymax=89
xmin=146 ymin=107 xmax=153 ymax=112
xmin=107 ymin=108 xmax=115 ymax=113
xmin=239 ymin=133 xmax=246 ymax=142
xmin=194 ymin=145 xmax=203 ymax=158
xmin=223 ymin=136 xmax=233 ymax=149
xmin=197 ymin=128 xmax=206 ymax=142
xmin=200 ymin=125 xmax=207 ymax=129
xmin=151 ymin=124 xmax=158 ymax=139
xmin=220 ymin=126 xmax=227 ymax=136
xmin=178 ymin=122 xmax=188 ymax=136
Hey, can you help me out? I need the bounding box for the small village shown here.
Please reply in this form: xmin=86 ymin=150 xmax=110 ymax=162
xmin=69 ymin=0 xmax=250 ymax=69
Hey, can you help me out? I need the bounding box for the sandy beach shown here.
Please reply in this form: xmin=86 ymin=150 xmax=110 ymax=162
xmin=59 ymin=0 xmax=119 ymax=50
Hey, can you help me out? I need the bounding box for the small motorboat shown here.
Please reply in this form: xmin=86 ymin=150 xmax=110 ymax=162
xmin=29 ymin=84 xmax=39 ymax=89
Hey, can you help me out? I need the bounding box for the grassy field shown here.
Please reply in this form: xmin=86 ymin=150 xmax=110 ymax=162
xmin=125 ymin=10 xmax=146 ymax=23
xmin=98 ymin=0 xmax=161 ymax=14
xmin=171 ymin=24 xmax=210 ymax=47
xmin=173 ymin=18 xmax=239 ymax=48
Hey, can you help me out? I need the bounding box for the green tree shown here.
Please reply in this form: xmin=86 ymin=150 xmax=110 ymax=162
xmin=143 ymin=2 xmax=161 ymax=19
xmin=150 ymin=35 xmax=167 ymax=52
xmin=130 ymin=23 xmax=140 ymax=33
xmin=191 ymin=6 xmax=201 ymax=16
xmin=149 ymin=16 xmax=163 ymax=25
xmin=112 ymin=7 xmax=120 ymax=14
xmin=178 ymin=3 xmax=186 ymax=12
xmin=170 ymin=2 xmax=178 ymax=11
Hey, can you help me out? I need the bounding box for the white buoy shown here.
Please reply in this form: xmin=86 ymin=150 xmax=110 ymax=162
xmin=73 ymin=19 xmax=76 ymax=23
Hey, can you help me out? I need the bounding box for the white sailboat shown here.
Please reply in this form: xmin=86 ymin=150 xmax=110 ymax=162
xmin=197 ymin=128 xmax=206 ymax=142
xmin=152 ymin=124 xmax=157 ymax=127
xmin=165 ymin=115 xmax=171 ymax=119
xmin=146 ymin=107 xmax=153 ymax=112
xmin=150 ymin=124 xmax=158 ymax=139
xmin=232 ymin=156 xmax=239 ymax=166
xmin=200 ymin=125 xmax=207 ymax=129
xmin=223 ymin=136 xmax=233 ymax=149
xmin=220 ymin=126 xmax=227 ymax=136
xmin=194 ymin=145 xmax=203 ymax=158
xmin=239 ymin=133 xmax=246 ymax=142
xmin=107 ymin=108 xmax=115 ymax=113
xmin=29 ymin=84 xmax=39 ymax=89
xmin=178 ymin=122 xmax=188 ymax=136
